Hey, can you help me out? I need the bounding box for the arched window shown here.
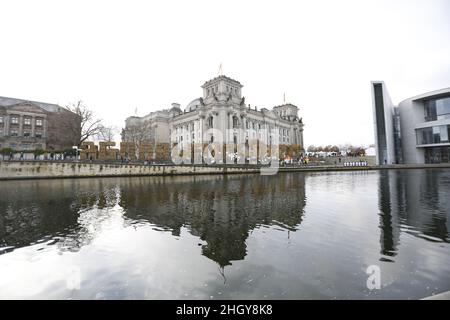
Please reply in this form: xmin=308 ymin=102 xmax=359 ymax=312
xmin=207 ymin=116 xmax=213 ymax=128
xmin=233 ymin=116 xmax=239 ymax=128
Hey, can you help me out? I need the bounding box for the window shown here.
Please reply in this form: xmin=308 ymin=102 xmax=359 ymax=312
xmin=441 ymin=125 xmax=449 ymax=143
xmin=207 ymin=116 xmax=213 ymax=128
xmin=35 ymin=132 xmax=42 ymax=138
xmin=23 ymin=131 xmax=31 ymax=137
xmin=425 ymin=97 xmax=450 ymax=121
xmin=21 ymin=143 xmax=32 ymax=150
xmin=10 ymin=129 xmax=18 ymax=136
xmin=417 ymin=125 xmax=450 ymax=145
xmin=0 ymin=116 xmax=3 ymax=124
xmin=24 ymin=118 xmax=31 ymax=125
xmin=36 ymin=119 xmax=43 ymax=126
xmin=233 ymin=116 xmax=239 ymax=129
xmin=437 ymin=98 xmax=450 ymax=120
xmin=433 ymin=126 xmax=441 ymax=143
xmin=425 ymin=147 xmax=450 ymax=164
xmin=11 ymin=117 xmax=19 ymax=124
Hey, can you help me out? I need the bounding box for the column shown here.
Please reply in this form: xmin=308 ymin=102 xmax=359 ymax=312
xmin=19 ymin=115 xmax=24 ymax=136
xmin=241 ymin=114 xmax=246 ymax=131
xmin=31 ymin=116 xmax=36 ymax=137
xmin=200 ymin=117 xmax=205 ymax=163
xmin=4 ymin=115 xmax=9 ymax=137
xmin=241 ymin=115 xmax=247 ymax=163
xmin=199 ymin=117 xmax=204 ymax=143
xmin=299 ymin=128 xmax=303 ymax=149
xmin=153 ymin=124 xmax=157 ymax=160
xmin=43 ymin=118 xmax=47 ymax=138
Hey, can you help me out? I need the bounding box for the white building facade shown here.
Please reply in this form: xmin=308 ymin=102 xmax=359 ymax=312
xmin=372 ymin=81 xmax=450 ymax=165
xmin=123 ymin=75 xmax=305 ymax=163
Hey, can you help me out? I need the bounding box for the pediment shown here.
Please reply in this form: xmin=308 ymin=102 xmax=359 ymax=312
xmin=262 ymin=109 xmax=277 ymax=119
xmin=7 ymin=102 xmax=47 ymax=114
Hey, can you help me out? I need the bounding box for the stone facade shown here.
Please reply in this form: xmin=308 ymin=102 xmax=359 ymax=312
xmin=0 ymin=97 xmax=81 ymax=151
xmin=122 ymin=75 xmax=305 ymax=162
xmin=80 ymin=141 xmax=120 ymax=160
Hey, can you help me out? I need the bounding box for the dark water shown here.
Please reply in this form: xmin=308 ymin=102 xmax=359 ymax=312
xmin=0 ymin=169 xmax=449 ymax=299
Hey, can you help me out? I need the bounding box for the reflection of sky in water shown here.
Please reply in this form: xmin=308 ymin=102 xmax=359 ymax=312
xmin=0 ymin=170 xmax=449 ymax=299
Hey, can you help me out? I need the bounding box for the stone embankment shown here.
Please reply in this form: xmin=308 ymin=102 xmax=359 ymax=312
xmin=0 ymin=160 xmax=449 ymax=180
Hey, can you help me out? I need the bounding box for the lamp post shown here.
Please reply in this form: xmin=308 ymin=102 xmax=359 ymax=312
xmin=72 ymin=146 xmax=80 ymax=162
xmin=152 ymin=124 xmax=157 ymax=163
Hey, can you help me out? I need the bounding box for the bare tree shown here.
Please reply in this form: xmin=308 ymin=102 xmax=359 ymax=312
xmin=65 ymin=101 xmax=103 ymax=147
xmin=331 ymin=145 xmax=340 ymax=153
xmin=122 ymin=119 xmax=153 ymax=159
xmin=97 ymin=124 xmax=118 ymax=142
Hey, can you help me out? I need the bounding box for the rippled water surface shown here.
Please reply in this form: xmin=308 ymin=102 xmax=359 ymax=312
xmin=1 ymin=169 xmax=449 ymax=299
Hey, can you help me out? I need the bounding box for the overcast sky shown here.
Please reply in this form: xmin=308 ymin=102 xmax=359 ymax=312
xmin=1 ymin=0 xmax=449 ymax=147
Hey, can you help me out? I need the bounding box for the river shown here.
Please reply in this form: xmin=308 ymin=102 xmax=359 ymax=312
xmin=0 ymin=169 xmax=449 ymax=299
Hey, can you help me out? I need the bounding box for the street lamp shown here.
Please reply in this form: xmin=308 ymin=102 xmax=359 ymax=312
xmin=72 ymin=146 xmax=80 ymax=161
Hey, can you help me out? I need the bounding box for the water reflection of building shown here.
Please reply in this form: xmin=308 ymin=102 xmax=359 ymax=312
xmin=0 ymin=180 xmax=79 ymax=249
xmin=0 ymin=174 xmax=306 ymax=266
xmin=0 ymin=179 xmax=120 ymax=252
xmin=118 ymin=173 xmax=306 ymax=267
xmin=377 ymin=170 xmax=450 ymax=259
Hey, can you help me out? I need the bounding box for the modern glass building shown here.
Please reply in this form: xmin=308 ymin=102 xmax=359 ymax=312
xmin=371 ymin=82 xmax=450 ymax=165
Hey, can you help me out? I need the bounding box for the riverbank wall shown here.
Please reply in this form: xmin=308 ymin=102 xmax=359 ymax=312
xmin=0 ymin=161 xmax=449 ymax=180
